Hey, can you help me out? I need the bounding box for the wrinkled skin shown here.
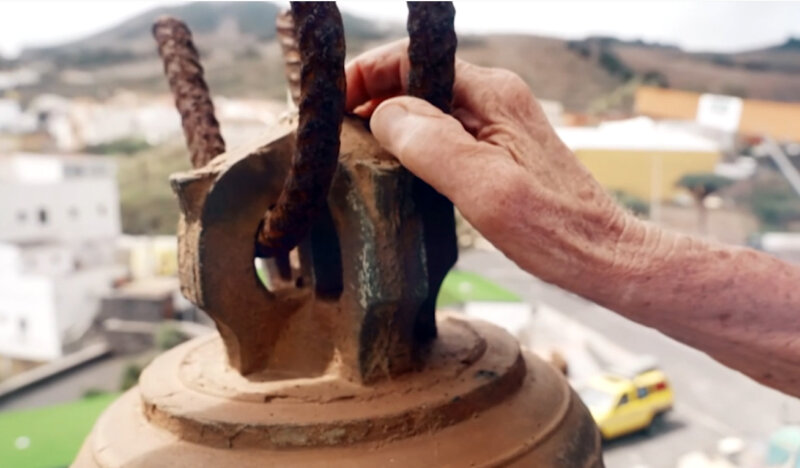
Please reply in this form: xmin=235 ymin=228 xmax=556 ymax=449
xmin=346 ymin=39 xmax=800 ymax=398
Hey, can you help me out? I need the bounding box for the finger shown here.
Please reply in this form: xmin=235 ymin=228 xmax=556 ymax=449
xmin=451 ymin=61 xmax=535 ymax=126
xmin=371 ymin=96 xmax=494 ymax=197
xmin=345 ymin=39 xmax=410 ymax=112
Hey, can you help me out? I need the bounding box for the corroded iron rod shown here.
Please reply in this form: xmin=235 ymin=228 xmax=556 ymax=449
xmin=153 ymin=16 xmax=226 ymax=168
xmin=406 ymin=2 xmax=459 ymax=342
xmin=257 ymin=2 xmax=346 ymax=256
xmin=407 ymin=2 xmax=457 ymax=113
xmin=276 ymin=10 xmax=301 ymax=106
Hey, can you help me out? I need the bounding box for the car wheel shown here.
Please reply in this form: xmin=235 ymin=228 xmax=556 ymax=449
xmin=646 ymin=412 xmax=666 ymax=436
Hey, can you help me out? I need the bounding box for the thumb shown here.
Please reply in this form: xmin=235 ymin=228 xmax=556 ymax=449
xmin=371 ymin=96 xmax=482 ymax=196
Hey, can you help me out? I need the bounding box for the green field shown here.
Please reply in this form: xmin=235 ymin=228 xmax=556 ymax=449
xmin=437 ymin=270 xmax=521 ymax=307
xmin=0 ymin=393 xmax=118 ymax=468
xmin=256 ymin=266 xmax=521 ymax=308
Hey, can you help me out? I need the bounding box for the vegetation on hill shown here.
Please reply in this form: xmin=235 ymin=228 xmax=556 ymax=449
xmin=8 ymin=2 xmax=800 ymax=235
xmin=116 ymin=140 xmax=189 ymax=235
xmin=9 ymin=2 xmax=800 ymax=112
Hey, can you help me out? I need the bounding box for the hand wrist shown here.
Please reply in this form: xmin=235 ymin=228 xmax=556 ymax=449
xmin=571 ymin=210 xmax=657 ymax=304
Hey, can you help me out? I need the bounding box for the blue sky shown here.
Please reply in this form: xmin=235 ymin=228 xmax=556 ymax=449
xmin=1 ymin=1 xmax=799 ymax=58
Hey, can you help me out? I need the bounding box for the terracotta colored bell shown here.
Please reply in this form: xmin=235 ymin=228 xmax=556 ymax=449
xmin=73 ymin=4 xmax=603 ymax=467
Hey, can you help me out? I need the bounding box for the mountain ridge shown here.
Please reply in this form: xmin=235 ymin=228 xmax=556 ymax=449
xmin=11 ymin=2 xmax=800 ymax=111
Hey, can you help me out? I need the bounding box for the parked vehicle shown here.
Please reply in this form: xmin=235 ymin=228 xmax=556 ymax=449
xmin=578 ymin=358 xmax=674 ymax=440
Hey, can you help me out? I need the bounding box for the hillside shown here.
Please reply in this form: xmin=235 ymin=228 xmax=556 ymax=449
xmin=10 ymin=3 xmax=800 ymax=111
xmin=14 ymin=2 xmax=403 ymax=103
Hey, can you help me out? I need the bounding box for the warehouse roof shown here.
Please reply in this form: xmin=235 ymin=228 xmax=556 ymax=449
xmin=556 ymin=117 xmax=720 ymax=153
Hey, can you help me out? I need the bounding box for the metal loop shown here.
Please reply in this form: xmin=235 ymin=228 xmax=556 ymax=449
xmin=256 ymin=2 xmax=347 ymax=257
xmin=407 ymin=2 xmax=457 ymax=114
xmin=153 ymin=17 xmax=226 ymax=168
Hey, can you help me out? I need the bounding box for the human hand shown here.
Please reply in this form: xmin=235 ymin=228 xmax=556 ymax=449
xmin=346 ymin=40 xmax=645 ymax=291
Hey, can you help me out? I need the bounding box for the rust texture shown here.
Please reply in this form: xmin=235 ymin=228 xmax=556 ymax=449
xmin=170 ymin=117 xmax=432 ymax=381
xmin=406 ymin=2 xmax=460 ymax=343
xmin=276 ymin=10 xmax=301 ymax=105
xmin=257 ymin=2 xmax=346 ymax=256
xmin=153 ymin=16 xmax=226 ymax=168
xmin=406 ymin=2 xmax=457 ymax=113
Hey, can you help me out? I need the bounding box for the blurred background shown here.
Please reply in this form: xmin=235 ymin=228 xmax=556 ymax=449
xmin=1 ymin=1 xmax=800 ymax=467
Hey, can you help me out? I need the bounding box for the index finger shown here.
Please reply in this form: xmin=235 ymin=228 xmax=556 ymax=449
xmin=345 ymin=39 xmax=410 ymax=112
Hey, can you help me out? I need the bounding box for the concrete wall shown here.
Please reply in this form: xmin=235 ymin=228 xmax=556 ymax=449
xmin=635 ymin=87 xmax=699 ymax=121
xmin=0 ymin=179 xmax=120 ymax=243
xmin=55 ymin=266 xmax=123 ymax=344
xmin=635 ymin=86 xmax=800 ymax=142
xmin=0 ymin=154 xmax=123 ymax=361
xmin=0 ymin=274 xmax=61 ymax=361
xmin=0 ymin=264 xmax=122 ymax=361
xmin=574 ymin=148 xmax=720 ymax=201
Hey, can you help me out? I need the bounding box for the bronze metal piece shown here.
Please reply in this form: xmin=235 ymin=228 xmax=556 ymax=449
xmin=171 ymin=116 xmax=432 ymax=382
xmin=256 ymin=2 xmax=347 ymax=257
xmin=153 ymin=16 xmax=226 ymax=168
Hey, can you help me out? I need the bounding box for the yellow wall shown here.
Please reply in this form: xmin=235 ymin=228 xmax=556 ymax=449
xmin=575 ymin=149 xmax=720 ymax=201
xmin=635 ymin=87 xmax=700 ymax=121
xmin=740 ymin=98 xmax=800 ymax=142
xmin=636 ymin=86 xmax=800 ymax=142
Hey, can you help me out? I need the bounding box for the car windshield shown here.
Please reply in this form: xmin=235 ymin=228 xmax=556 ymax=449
xmin=578 ymin=386 xmax=617 ymax=410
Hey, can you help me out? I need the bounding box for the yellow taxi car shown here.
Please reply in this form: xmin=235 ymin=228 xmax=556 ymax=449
xmin=577 ymin=359 xmax=674 ymax=440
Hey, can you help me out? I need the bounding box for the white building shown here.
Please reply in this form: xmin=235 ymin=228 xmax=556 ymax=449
xmin=0 ymin=99 xmax=36 ymax=134
xmin=0 ymin=153 xmax=124 ymax=362
xmin=34 ymin=92 xmax=286 ymax=152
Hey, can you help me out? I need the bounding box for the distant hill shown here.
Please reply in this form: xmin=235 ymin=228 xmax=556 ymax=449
xmin=766 ymin=37 xmax=800 ymax=52
xmin=11 ymin=1 xmax=800 ymax=111
xmin=21 ymin=2 xmax=395 ymax=59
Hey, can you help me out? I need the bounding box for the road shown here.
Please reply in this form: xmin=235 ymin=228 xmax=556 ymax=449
xmin=0 ymin=355 xmax=133 ymax=412
xmin=458 ymin=249 xmax=800 ymax=468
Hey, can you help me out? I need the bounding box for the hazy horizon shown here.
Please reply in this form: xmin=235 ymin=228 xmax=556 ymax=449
xmin=1 ymin=1 xmax=800 ymax=58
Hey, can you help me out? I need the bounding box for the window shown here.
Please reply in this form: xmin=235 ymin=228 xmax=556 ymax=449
xmin=38 ymin=208 xmax=48 ymax=224
xmin=637 ymin=387 xmax=649 ymax=399
xmin=618 ymin=394 xmax=629 ymax=407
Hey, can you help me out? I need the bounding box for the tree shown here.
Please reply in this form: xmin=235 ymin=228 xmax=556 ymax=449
xmin=154 ymin=323 xmax=190 ymax=351
xmin=748 ymin=177 xmax=800 ymax=230
xmin=676 ymin=173 xmax=733 ymax=234
xmin=611 ymin=190 xmax=650 ymax=218
xmin=119 ymin=362 xmax=143 ymax=391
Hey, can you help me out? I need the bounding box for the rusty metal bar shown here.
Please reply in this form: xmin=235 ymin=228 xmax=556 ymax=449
xmin=153 ymin=16 xmax=226 ymax=168
xmin=406 ymin=2 xmax=459 ymax=342
xmin=257 ymin=2 xmax=346 ymax=257
xmin=406 ymin=2 xmax=457 ymax=113
xmin=276 ymin=10 xmax=301 ymax=106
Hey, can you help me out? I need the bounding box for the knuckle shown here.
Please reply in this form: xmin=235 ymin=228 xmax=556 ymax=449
xmin=491 ymin=69 xmax=530 ymax=97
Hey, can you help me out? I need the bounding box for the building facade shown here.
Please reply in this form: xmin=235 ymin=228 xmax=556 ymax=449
xmin=635 ymin=86 xmax=800 ymax=142
xmin=557 ymin=117 xmax=722 ymax=201
xmin=0 ymin=154 xmax=123 ymax=362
